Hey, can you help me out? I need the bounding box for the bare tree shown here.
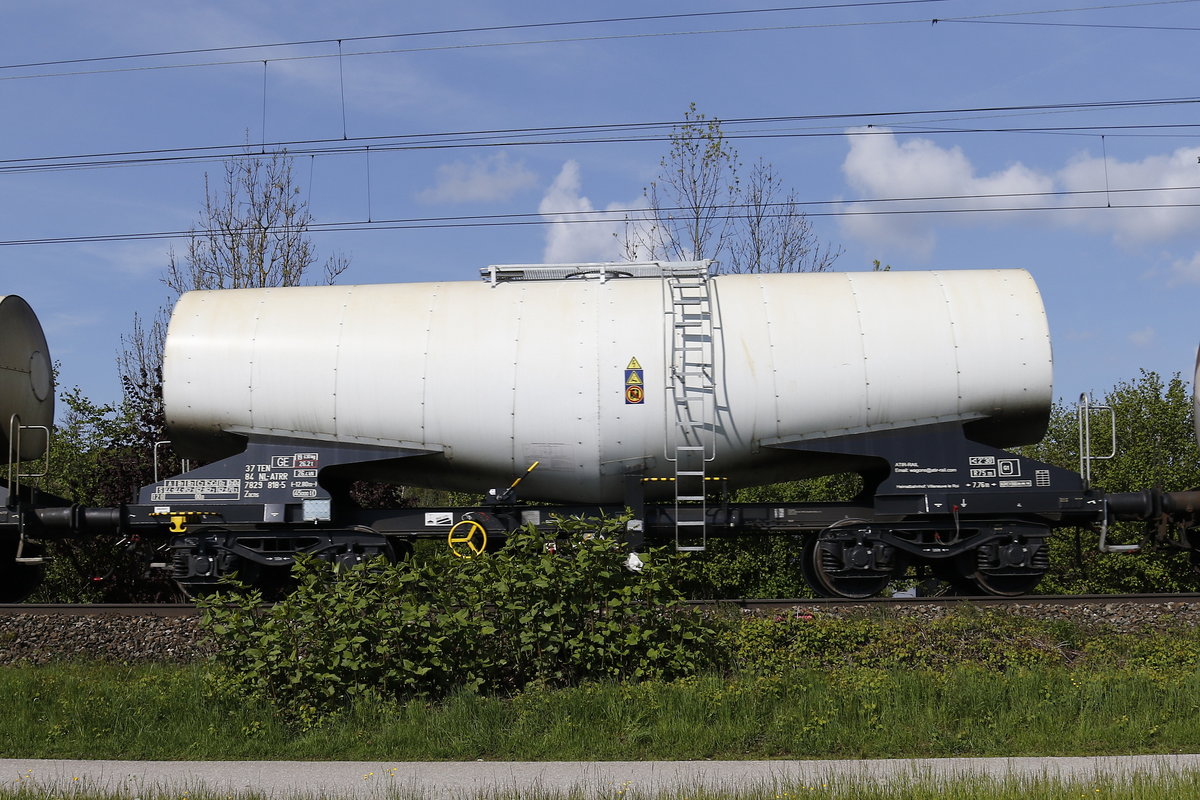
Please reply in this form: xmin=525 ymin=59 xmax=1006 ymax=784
xmin=165 ymin=150 xmax=347 ymax=293
xmin=116 ymin=149 xmax=348 ymax=490
xmin=623 ymin=105 xmax=740 ymax=263
xmin=624 ymin=105 xmax=840 ymax=273
xmin=124 ymin=148 xmax=348 ymax=383
xmin=725 ymin=159 xmax=840 ymax=274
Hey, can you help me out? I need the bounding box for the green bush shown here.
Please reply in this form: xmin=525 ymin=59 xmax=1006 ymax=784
xmin=720 ymin=609 xmax=1093 ymax=674
xmin=198 ymin=515 xmax=720 ymax=725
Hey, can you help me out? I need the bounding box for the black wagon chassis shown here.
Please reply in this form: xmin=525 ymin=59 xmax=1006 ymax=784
xmin=7 ymin=418 xmax=1197 ymax=600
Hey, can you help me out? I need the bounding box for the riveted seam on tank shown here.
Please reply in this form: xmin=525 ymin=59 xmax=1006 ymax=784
xmin=330 ymin=292 xmax=349 ymax=436
xmin=847 ymin=274 xmax=872 ymax=421
xmin=931 ymin=271 xmax=965 ymax=407
xmin=509 ymin=287 xmax=523 ymax=477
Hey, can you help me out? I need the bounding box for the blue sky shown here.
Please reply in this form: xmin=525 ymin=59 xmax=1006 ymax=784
xmin=2 ymin=0 xmax=1199 ymax=410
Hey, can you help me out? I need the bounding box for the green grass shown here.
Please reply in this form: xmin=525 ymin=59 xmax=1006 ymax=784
xmin=6 ymin=772 xmax=1200 ymax=800
xmin=4 ymin=662 xmax=1200 ymax=761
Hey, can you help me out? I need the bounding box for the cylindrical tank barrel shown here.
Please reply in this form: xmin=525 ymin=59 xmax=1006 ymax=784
xmin=162 ymin=269 xmax=1052 ymax=503
xmin=0 ymin=295 xmax=54 ymax=461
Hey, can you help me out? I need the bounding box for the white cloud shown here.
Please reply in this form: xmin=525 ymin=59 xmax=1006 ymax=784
xmin=1058 ymin=145 xmax=1200 ymax=243
xmin=418 ymin=153 xmax=537 ymax=204
xmin=839 ymin=128 xmax=1200 ymax=258
xmin=839 ymin=127 xmax=1052 ymax=257
xmin=1129 ymin=326 xmax=1156 ymax=346
xmin=539 ymin=161 xmax=632 ymax=263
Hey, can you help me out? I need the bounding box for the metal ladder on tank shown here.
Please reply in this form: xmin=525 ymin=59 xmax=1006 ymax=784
xmin=664 ymin=263 xmax=715 ymax=551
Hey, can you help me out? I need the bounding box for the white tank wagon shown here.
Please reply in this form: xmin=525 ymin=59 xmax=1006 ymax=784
xmin=161 ymin=267 xmax=1052 ymax=503
xmin=9 ymin=262 xmax=1200 ymax=602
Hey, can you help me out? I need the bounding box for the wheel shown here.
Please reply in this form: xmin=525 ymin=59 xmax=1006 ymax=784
xmin=940 ymin=541 xmax=1046 ymax=597
xmin=801 ymin=534 xmax=893 ymax=599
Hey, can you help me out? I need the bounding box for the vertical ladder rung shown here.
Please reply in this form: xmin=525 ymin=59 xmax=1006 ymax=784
xmin=666 ymin=265 xmax=713 ymax=553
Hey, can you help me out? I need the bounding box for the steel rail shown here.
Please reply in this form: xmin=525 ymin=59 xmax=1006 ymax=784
xmin=692 ymin=592 xmax=1200 ymax=610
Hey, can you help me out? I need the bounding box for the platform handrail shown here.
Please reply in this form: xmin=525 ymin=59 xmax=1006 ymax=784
xmin=153 ymin=440 xmax=191 ymax=483
xmin=1077 ymin=393 xmax=1116 ymax=489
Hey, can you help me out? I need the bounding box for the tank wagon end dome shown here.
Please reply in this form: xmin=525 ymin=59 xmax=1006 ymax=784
xmin=0 ymin=295 xmax=54 ymax=461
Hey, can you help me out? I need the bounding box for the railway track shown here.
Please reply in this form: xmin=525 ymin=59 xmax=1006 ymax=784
xmin=4 ymin=593 xmax=1200 ymax=616
xmin=702 ymin=593 xmax=1200 ymax=609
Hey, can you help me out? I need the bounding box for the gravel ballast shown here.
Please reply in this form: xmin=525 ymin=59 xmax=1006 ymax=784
xmin=4 ymin=599 xmax=1200 ymax=665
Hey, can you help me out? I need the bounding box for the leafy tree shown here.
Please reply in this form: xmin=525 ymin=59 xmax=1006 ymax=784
xmin=623 ymin=103 xmax=840 ymax=273
xmin=30 ymin=388 xmax=179 ymax=601
xmin=1021 ymin=370 xmax=1200 ymax=593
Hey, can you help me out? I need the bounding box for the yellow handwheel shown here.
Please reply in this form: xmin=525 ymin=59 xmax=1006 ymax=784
xmin=448 ymin=519 xmax=488 ymax=558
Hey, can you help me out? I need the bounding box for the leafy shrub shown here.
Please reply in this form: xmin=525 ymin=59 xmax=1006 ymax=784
xmin=198 ymin=515 xmax=719 ymax=724
xmin=675 ymin=534 xmax=814 ymax=599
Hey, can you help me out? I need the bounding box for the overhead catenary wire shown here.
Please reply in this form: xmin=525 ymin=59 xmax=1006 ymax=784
xmin=0 ymin=1 xmax=955 ymax=73
xmin=939 ymin=17 xmax=1200 ymax=32
xmin=3 ymin=4 xmax=1197 ymax=252
xmin=3 ymin=94 xmax=1200 ymax=178
xmin=0 ymin=0 xmax=1194 ymax=83
xmin=2 ymin=183 xmax=1197 ymax=247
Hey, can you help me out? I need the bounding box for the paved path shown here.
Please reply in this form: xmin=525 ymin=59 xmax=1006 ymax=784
xmin=4 ymin=756 xmax=1200 ymax=798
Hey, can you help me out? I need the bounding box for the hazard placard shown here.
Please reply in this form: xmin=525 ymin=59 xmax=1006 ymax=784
xmin=625 ymin=356 xmax=645 ymax=404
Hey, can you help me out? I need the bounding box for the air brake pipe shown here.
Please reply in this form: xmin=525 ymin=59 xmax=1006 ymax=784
xmin=1107 ymin=489 xmax=1200 ymax=521
xmin=33 ymin=505 xmax=123 ymax=536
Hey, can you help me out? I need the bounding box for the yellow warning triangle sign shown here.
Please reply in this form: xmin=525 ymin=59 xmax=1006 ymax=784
xmin=626 ymin=370 xmax=642 ymax=385
xmin=626 ymin=357 xmax=642 ymax=370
